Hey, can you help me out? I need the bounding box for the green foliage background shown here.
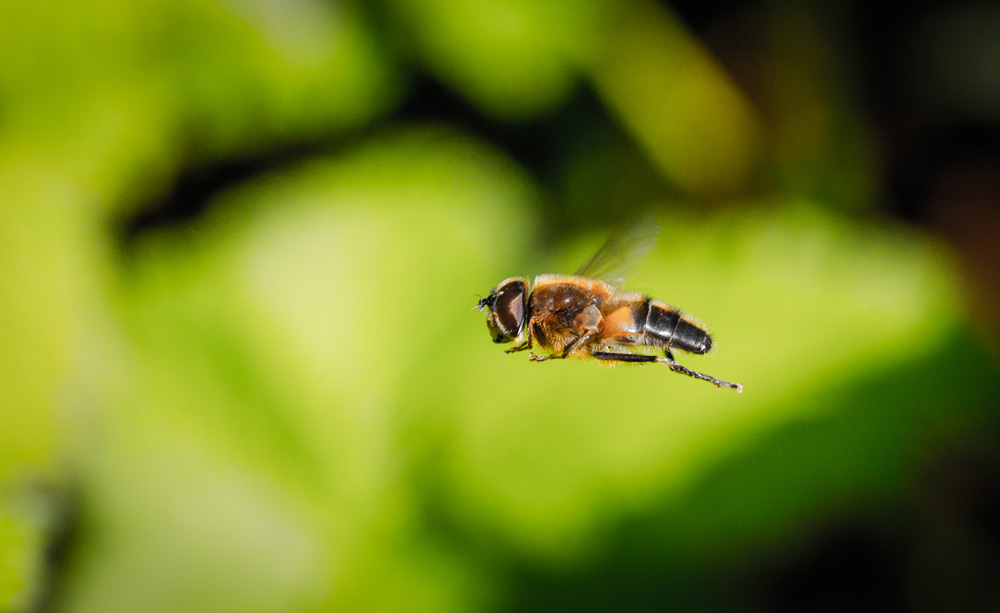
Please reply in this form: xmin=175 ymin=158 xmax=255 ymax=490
xmin=0 ymin=0 xmax=997 ymax=611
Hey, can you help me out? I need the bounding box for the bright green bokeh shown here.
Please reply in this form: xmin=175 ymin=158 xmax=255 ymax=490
xmin=382 ymin=0 xmax=609 ymax=118
xmin=0 ymin=0 xmax=996 ymax=611
xmin=33 ymin=129 xmax=983 ymax=610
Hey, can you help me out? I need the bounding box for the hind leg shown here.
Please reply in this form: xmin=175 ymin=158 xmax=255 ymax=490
xmin=658 ymin=350 xmax=742 ymax=392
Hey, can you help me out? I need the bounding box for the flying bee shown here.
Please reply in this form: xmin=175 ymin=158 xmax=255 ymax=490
xmin=476 ymin=217 xmax=742 ymax=392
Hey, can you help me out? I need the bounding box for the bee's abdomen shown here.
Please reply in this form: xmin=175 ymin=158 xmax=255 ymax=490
xmin=643 ymin=301 xmax=713 ymax=355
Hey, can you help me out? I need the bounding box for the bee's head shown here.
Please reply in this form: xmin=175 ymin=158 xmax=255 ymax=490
xmin=477 ymin=277 xmax=528 ymax=344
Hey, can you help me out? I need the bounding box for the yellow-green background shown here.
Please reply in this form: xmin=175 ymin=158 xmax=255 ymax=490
xmin=1 ymin=0 xmax=998 ymax=611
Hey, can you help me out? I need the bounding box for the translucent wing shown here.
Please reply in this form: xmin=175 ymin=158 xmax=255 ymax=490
xmin=574 ymin=213 xmax=660 ymax=286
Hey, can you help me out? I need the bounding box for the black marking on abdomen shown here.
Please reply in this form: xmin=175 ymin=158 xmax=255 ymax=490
xmin=630 ymin=297 xmax=651 ymax=333
xmin=644 ymin=302 xmax=712 ymax=354
xmin=644 ymin=303 xmax=679 ymax=343
xmin=672 ymin=320 xmax=712 ymax=354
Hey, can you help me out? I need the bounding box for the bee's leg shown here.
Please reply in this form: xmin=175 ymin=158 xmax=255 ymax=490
xmin=657 ymin=350 xmax=743 ymax=393
xmin=505 ymin=328 xmax=535 ymax=354
xmin=560 ymin=331 xmax=594 ymax=358
xmin=530 ymin=331 xmax=594 ymax=362
xmin=505 ymin=341 xmax=531 ymax=354
xmin=591 ymin=351 xmax=658 ymax=363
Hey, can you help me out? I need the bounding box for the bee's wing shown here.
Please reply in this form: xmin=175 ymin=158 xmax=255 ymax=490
xmin=574 ymin=213 xmax=660 ymax=286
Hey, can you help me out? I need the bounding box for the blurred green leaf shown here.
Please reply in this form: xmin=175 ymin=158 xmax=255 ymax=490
xmin=585 ymin=0 xmax=765 ymax=196
xmin=383 ymin=0 xmax=610 ymax=117
xmin=0 ymin=503 xmax=38 ymax=612
xmin=58 ymin=128 xmax=536 ymax=612
xmin=0 ymin=0 xmax=400 ymax=214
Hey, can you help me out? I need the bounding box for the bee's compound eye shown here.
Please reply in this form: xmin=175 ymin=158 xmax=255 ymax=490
xmin=484 ymin=277 xmax=527 ymax=343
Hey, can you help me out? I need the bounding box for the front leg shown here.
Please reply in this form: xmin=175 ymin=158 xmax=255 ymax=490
xmin=505 ymin=340 xmax=531 ymax=354
xmin=505 ymin=328 xmax=534 ymax=355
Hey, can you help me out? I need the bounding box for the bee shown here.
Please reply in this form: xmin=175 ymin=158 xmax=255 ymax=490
xmin=476 ymin=217 xmax=742 ymax=392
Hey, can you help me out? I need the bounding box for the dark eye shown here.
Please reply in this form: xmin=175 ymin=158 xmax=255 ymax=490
xmin=494 ymin=283 xmax=525 ymax=337
xmin=483 ymin=278 xmax=527 ymax=343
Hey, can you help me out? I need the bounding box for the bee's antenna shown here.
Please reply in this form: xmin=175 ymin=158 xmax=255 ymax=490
xmin=475 ymin=291 xmax=496 ymax=312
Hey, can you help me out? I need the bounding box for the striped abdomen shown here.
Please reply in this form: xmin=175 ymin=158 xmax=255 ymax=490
xmin=635 ymin=299 xmax=713 ymax=354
